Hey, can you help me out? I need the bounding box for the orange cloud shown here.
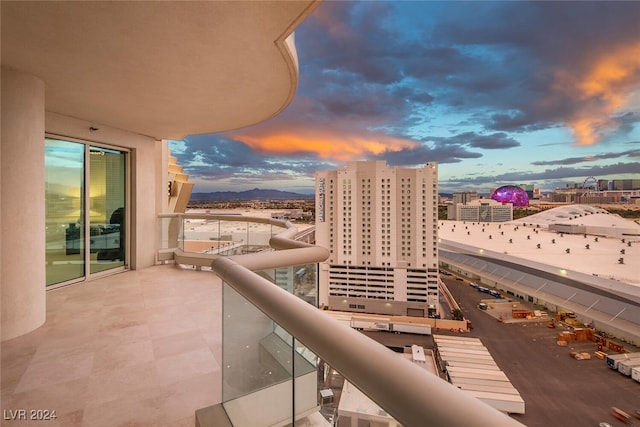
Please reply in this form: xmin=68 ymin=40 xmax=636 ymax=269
xmin=233 ymin=130 xmax=418 ymax=161
xmin=554 ymin=42 xmax=640 ymax=145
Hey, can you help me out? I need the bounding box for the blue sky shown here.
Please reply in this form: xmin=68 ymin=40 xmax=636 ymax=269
xmin=170 ymin=1 xmax=640 ymax=194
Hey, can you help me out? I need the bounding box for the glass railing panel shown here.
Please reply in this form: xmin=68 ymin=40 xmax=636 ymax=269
xmin=181 ymin=217 xmax=222 ymax=254
xmin=175 ymin=217 xmax=286 ymax=256
xmin=222 ymin=261 xmax=320 ymax=427
xmin=157 ymin=215 xmax=182 ymax=251
xmin=222 ymin=282 xmax=289 ymax=402
xmin=222 ymin=281 xmax=294 ymax=426
xmin=273 ymin=263 xmax=316 ymax=301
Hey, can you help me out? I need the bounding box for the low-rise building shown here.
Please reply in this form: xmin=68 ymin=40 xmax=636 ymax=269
xmin=452 ymin=199 xmax=513 ymax=222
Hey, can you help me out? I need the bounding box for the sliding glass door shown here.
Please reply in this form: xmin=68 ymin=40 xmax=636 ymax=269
xmin=45 ymin=139 xmax=85 ymax=285
xmin=45 ymin=137 xmax=127 ymax=287
xmin=89 ymin=146 xmax=126 ymax=274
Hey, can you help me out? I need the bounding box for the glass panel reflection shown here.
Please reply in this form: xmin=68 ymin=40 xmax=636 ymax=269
xmin=45 ymin=139 xmax=127 ymax=285
xmin=45 ymin=139 xmax=85 ymax=286
xmin=90 ymin=146 xmax=126 ymax=274
xmin=222 ymin=282 xmax=290 ymax=402
xmin=222 ymin=281 xmax=319 ymax=426
xmin=180 ymin=217 xmax=285 ymax=256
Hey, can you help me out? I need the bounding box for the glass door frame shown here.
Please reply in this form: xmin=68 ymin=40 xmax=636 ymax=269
xmin=45 ymin=133 xmax=131 ymax=289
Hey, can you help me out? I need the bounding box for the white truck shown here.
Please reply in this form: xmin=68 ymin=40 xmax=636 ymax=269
xmin=606 ymin=352 xmax=640 ymax=370
xmin=349 ymin=317 xmax=390 ymax=331
xmin=392 ymin=321 xmax=432 ymax=335
xmin=617 ymin=358 xmax=640 ymax=376
xmin=631 ymin=366 xmax=640 ymax=383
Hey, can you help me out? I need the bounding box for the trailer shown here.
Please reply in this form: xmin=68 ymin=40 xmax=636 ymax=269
xmin=445 ymin=367 xmax=509 ymax=381
xmin=439 ymin=351 xmax=496 ymax=361
xmin=606 ymin=352 xmax=640 ymax=369
xmin=439 ymin=349 xmax=493 ymax=359
xmin=434 ymin=338 xmax=485 ymax=347
xmin=617 ymin=358 xmax=640 ymax=376
xmin=632 ymin=367 xmax=640 ymax=383
xmin=439 ymin=354 xmax=494 ymax=364
xmin=449 ymin=376 xmax=515 ymax=390
xmin=463 ymin=390 xmax=525 ymax=414
xmin=434 ymin=335 xmax=482 ymax=343
xmin=440 ymin=357 xmax=498 ymax=367
xmin=438 ymin=347 xmax=492 ymax=357
xmin=437 ymin=344 xmax=491 ymax=354
xmin=456 ymin=382 xmax=521 ymax=396
xmin=444 ymin=361 xmax=502 ymax=371
xmin=391 ymin=321 xmax=432 ymax=335
xmin=349 ymin=317 xmax=391 ymax=331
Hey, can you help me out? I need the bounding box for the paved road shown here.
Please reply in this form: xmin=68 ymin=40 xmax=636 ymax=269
xmin=444 ymin=277 xmax=640 ymax=427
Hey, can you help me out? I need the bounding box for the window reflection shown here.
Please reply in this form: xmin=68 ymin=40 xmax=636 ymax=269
xmin=45 ymin=139 xmax=126 ymax=285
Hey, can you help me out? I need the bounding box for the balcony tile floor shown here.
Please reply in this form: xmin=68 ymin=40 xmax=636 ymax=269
xmin=1 ymin=265 xmax=222 ymax=426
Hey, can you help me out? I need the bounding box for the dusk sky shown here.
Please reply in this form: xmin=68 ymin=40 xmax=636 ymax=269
xmin=170 ymin=1 xmax=640 ymax=195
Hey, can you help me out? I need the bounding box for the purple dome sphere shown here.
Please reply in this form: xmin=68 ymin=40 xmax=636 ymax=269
xmin=490 ymin=185 xmax=529 ymax=207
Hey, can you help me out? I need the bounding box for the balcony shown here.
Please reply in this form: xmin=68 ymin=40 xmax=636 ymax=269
xmin=1 ymin=213 xmax=524 ymax=426
xmin=1 ymin=265 xmax=221 ymax=426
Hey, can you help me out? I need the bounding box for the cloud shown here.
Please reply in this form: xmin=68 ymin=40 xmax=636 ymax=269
xmin=170 ymin=135 xmax=336 ymax=191
xmin=368 ymin=131 xmax=518 ymax=166
xmin=430 ymin=2 xmax=640 ymax=144
xmin=370 ymin=141 xmax=482 ymax=166
xmin=442 ymin=162 xmax=640 ymax=187
xmin=176 ymin=1 xmax=639 ymax=192
xmin=231 ymin=126 xmax=418 ymax=161
xmin=531 ymin=149 xmax=640 ymax=166
xmin=548 ymin=42 xmax=640 ymax=145
xmin=449 ymin=132 xmax=520 ymax=150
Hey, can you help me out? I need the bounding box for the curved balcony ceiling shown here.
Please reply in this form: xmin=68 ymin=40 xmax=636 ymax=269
xmin=1 ymin=1 xmax=320 ymax=139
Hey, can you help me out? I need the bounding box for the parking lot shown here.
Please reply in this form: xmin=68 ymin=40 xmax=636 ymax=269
xmin=443 ymin=276 xmax=640 ymax=427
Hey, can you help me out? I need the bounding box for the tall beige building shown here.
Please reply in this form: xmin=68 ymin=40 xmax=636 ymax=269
xmin=315 ymin=160 xmax=439 ymax=317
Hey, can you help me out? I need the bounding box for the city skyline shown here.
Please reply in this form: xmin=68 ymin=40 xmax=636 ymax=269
xmin=170 ymin=1 xmax=640 ymax=194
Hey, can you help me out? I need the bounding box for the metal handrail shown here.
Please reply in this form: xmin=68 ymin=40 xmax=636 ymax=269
xmin=160 ymin=213 xmax=525 ymax=426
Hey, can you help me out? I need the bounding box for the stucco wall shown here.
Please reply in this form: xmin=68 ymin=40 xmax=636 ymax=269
xmin=1 ymin=68 xmax=47 ymax=340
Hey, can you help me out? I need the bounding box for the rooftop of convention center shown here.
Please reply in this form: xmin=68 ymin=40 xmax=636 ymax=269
xmin=438 ymin=205 xmax=640 ymax=288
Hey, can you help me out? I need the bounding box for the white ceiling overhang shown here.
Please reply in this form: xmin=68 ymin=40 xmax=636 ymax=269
xmin=1 ymin=1 xmax=321 ymax=139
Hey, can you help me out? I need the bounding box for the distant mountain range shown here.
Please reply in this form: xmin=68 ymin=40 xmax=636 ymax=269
xmin=190 ymin=188 xmax=315 ymax=202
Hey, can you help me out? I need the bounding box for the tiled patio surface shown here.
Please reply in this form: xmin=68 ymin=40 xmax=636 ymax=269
xmin=1 ymin=265 xmax=222 ymax=426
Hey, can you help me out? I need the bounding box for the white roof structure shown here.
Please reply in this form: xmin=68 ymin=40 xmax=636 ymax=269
xmin=439 ymin=205 xmax=640 ymax=287
xmin=433 ymin=335 xmax=524 ymax=414
xmin=439 ymin=205 xmax=640 ymax=342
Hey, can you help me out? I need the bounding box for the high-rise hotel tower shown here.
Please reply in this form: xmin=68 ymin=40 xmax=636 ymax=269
xmin=315 ymin=161 xmax=439 ymax=317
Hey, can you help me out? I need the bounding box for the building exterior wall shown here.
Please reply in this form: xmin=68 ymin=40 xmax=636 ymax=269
xmin=455 ymin=200 xmax=513 ymax=223
xmin=611 ymin=179 xmax=640 ymax=190
xmin=1 ymin=68 xmax=47 ymax=340
xmin=453 ymin=192 xmax=478 ymax=205
xmin=448 ymin=192 xmax=479 ymax=220
xmin=315 ymin=161 xmax=439 ymax=317
xmin=458 ymin=206 xmax=480 ymax=222
xmin=1 ymin=68 xmax=161 ymax=340
xmin=490 ymin=205 xmax=513 ymax=222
